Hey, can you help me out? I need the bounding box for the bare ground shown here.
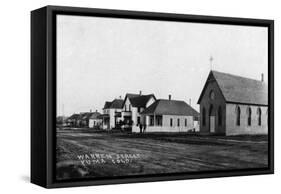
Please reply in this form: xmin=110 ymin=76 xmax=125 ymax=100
xmin=56 ymin=129 xmax=268 ymax=180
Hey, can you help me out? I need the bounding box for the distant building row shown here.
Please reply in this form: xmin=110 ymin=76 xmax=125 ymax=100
xmin=66 ymin=110 xmax=102 ymax=128
xmin=99 ymin=92 xmax=199 ymax=133
xmin=66 ymin=92 xmax=199 ymax=133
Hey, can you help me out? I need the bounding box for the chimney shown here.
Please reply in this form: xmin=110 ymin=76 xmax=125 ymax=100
xmin=139 ymin=90 xmax=142 ymax=95
xmin=168 ymin=94 xmax=171 ymax=100
xmin=95 ymin=109 xmax=97 ymax=113
xmin=261 ymin=73 xmax=264 ymax=82
xmin=189 ymin=98 xmax=191 ymax=106
xmin=90 ymin=109 xmax=92 ymax=112
xmin=119 ymin=95 xmax=122 ymax=99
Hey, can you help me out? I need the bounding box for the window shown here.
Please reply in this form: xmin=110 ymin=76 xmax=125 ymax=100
xmin=185 ymin=118 xmax=187 ymax=127
xmin=209 ymin=104 xmax=213 ymax=116
xmin=137 ymin=107 xmax=141 ymax=113
xmin=177 ymin=118 xmax=180 ymax=127
xmin=170 ymin=118 xmax=173 ymax=127
xmin=236 ymin=106 xmax=241 ymax=126
xmin=247 ymin=107 xmax=252 ymax=126
xmin=202 ymin=107 xmax=206 ymax=126
xmin=150 ymin=116 xmax=154 ymax=126
xmin=209 ymin=90 xmax=215 ymax=100
xmin=137 ymin=117 xmax=140 ymax=125
xmin=218 ymin=106 xmax=222 ymax=126
xmin=257 ymin=108 xmax=262 ymax=126
xmin=129 ymin=104 xmax=131 ymax=111
xmin=156 ymin=115 xmax=162 ymax=126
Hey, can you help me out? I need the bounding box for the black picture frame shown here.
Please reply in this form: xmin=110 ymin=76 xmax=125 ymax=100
xmin=31 ymin=5 xmax=274 ymax=188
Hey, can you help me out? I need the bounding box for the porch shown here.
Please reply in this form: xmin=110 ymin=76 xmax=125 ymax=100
xmin=99 ymin=114 xmax=110 ymax=130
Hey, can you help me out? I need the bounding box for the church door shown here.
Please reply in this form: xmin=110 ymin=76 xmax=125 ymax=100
xmin=209 ymin=104 xmax=215 ymax=133
xmin=210 ymin=116 xmax=215 ymax=133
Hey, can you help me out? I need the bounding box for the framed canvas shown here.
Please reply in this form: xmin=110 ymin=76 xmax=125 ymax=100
xmin=31 ymin=5 xmax=274 ymax=188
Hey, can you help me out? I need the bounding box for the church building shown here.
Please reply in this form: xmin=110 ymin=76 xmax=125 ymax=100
xmin=197 ymin=70 xmax=268 ymax=136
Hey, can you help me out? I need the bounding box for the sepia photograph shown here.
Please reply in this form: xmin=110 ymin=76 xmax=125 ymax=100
xmin=55 ymin=14 xmax=269 ymax=181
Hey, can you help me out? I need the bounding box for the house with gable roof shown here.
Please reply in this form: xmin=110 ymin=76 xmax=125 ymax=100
xmin=76 ymin=112 xmax=90 ymax=127
xmin=197 ymin=70 xmax=268 ymax=135
xmin=140 ymin=95 xmax=199 ymax=132
xmin=121 ymin=91 xmax=156 ymax=132
xmin=66 ymin=113 xmax=80 ymax=127
xmin=74 ymin=111 xmax=97 ymax=128
xmin=88 ymin=110 xmax=102 ymax=128
xmin=99 ymin=98 xmax=124 ymax=130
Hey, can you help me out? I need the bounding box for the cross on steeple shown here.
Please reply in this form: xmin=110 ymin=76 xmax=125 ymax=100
xmin=209 ymin=56 xmax=214 ymax=70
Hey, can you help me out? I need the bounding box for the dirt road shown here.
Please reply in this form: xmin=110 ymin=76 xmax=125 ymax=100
xmin=56 ymin=130 xmax=268 ymax=180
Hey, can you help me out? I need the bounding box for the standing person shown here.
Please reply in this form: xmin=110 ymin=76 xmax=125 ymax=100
xmin=143 ymin=123 xmax=147 ymax=133
xmin=139 ymin=123 xmax=143 ymax=133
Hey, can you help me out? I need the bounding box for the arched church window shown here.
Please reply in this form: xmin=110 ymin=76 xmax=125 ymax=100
xmin=247 ymin=107 xmax=252 ymax=126
xmin=202 ymin=107 xmax=206 ymax=126
xmin=218 ymin=106 xmax=222 ymax=126
xmin=209 ymin=90 xmax=215 ymax=100
xmin=257 ymin=108 xmax=262 ymax=126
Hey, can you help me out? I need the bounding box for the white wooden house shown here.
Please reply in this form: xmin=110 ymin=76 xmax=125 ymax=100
xmin=88 ymin=111 xmax=102 ymax=128
xmin=140 ymin=95 xmax=199 ymax=133
xmin=121 ymin=91 xmax=156 ymax=132
xmin=99 ymin=99 xmax=124 ymax=130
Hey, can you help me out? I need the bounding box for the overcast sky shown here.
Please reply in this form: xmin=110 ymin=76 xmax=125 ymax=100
xmin=57 ymin=15 xmax=268 ymax=116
